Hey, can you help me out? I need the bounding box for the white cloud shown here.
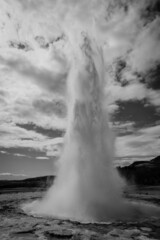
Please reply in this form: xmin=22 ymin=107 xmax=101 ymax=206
xmin=0 ymin=55 xmax=68 ymax=95
xmin=107 ymin=82 xmax=147 ymax=106
xmin=0 ymin=122 xmax=64 ymax=159
xmin=0 ymin=0 xmax=159 ymax=109
xmin=0 ymin=0 xmax=70 ymax=140
xmin=112 ymin=121 xmax=135 ymax=136
xmin=0 ymin=172 xmax=26 ymax=177
xmin=0 ymin=122 xmax=49 ymax=151
xmin=0 ymin=172 xmax=27 ymax=180
xmin=0 ymin=150 xmax=8 ymax=154
xmin=13 ymin=153 xmax=28 ymax=157
xmin=0 ymin=123 xmax=46 ymax=141
xmin=36 ymin=156 xmax=49 ymax=160
xmin=0 ymin=57 xmax=67 ymax=130
xmin=115 ymin=124 xmax=160 ymax=158
xmin=129 ymin=17 xmax=160 ymax=73
xmin=147 ymin=89 xmax=160 ymax=108
xmin=108 ymin=104 xmax=119 ymax=114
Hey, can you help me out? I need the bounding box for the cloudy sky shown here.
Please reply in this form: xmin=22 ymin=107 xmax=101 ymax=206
xmin=0 ymin=0 xmax=160 ymax=179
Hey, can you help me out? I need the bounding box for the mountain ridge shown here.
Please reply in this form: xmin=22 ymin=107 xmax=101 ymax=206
xmin=118 ymin=155 xmax=160 ymax=185
xmin=0 ymin=156 xmax=159 ymax=191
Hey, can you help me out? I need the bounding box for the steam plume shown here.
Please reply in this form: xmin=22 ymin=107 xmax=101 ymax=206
xmin=23 ymin=0 xmax=160 ymax=221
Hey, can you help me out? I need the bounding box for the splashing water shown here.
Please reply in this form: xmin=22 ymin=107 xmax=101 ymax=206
xmin=23 ymin=36 xmax=160 ymax=222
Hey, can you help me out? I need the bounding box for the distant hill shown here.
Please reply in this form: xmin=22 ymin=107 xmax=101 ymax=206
xmin=0 ymin=175 xmax=55 ymax=193
xmin=117 ymin=156 xmax=160 ymax=185
xmin=0 ymin=156 xmax=160 ymax=193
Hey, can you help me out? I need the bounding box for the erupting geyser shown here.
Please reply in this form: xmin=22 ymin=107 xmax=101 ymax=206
xmin=23 ymin=35 xmax=160 ymax=222
xmin=45 ymin=36 xmax=126 ymax=221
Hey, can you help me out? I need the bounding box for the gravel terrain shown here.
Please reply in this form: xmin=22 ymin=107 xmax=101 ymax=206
xmin=0 ymin=187 xmax=160 ymax=240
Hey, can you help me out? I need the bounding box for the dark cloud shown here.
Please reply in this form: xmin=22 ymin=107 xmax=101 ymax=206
xmin=0 ymin=146 xmax=54 ymax=178
xmin=114 ymin=58 xmax=128 ymax=86
xmin=112 ymin=100 xmax=160 ymax=130
xmin=9 ymin=41 xmax=32 ymax=51
xmin=128 ymin=140 xmax=152 ymax=148
xmin=106 ymin=0 xmax=130 ymax=18
xmin=35 ymin=36 xmax=50 ymax=49
xmin=112 ymin=121 xmax=135 ymax=136
xmin=35 ymin=34 xmax=65 ymax=49
xmin=0 ymin=146 xmax=45 ymax=158
xmin=144 ymin=64 xmax=160 ymax=90
xmin=16 ymin=123 xmax=65 ymax=138
xmin=32 ymin=99 xmax=67 ymax=118
xmin=140 ymin=0 xmax=160 ymax=25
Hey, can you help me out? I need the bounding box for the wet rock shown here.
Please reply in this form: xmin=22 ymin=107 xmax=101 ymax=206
xmin=44 ymin=229 xmax=73 ymax=239
xmin=0 ymin=190 xmax=160 ymax=240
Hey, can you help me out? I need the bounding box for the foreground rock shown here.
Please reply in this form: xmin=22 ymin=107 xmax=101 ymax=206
xmin=0 ymin=188 xmax=160 ymax=240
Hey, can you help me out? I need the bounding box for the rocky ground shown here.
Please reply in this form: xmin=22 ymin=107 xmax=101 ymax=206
xmin=0 ymin=186 xmax=160 ymax=240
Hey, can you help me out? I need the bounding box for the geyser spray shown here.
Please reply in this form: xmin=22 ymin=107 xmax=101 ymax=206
xmin=23 ymin=36 xmax=127 ymax=221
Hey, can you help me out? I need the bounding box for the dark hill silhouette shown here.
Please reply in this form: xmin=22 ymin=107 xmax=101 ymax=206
xmin=0 ymin=175 xmax=55 ymax=193
xmin=118 ymin=156 xmax=160 ymax=185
